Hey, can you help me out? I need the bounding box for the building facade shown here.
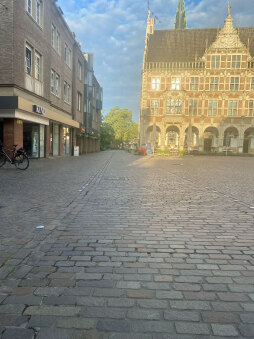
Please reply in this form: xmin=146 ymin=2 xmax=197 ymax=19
xmin=139 ymin=3 xmax=254 ymax=154
xmin=76 ymin=53 xmax=102 ymax=154
xmin=0 ymin=0 xmax=102 ymax=158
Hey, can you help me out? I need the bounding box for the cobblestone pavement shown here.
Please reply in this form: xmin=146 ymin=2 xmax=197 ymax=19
xmin=0 ymin=151 xmax=254 ymax=338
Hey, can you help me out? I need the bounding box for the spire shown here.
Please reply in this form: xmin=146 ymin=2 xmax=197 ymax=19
xmin=174 ymin=0 xmax=187 ymax=29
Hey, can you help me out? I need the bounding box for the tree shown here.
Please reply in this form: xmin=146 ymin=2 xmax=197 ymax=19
xmin=100 ymin=121 xmax=115 ymax=150
xmin=105 ymin=106 xmax=138 ymax=145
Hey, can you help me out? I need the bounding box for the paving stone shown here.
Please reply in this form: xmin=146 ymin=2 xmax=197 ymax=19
xmin=126 ymin=290 xmax=155 ymax=299
xmin=211 ymin=324 xmax=239 ymax=337
xmin=0 ymin=304 xmax=26 ymax=314
xmin=127 ymin=309 xmax=161 ymax=320
xmin=137 ymin=299 xmax=168 ymax=309
xmin=2 ymin=328 xmax=35 ymax=339
xmin=201 ymin=311 xmax=239 ymax=323
xmin=132 ymin=320 xmax=175 ymax=333
xmin=164 ymin=310 xmax=200 ymax=321
xmin=56 ymin=317 xmax=95 ymax=329
xmin=0 ymin=315 xmax=29 ymax=326
xmin=240 ymin=313 xmax=254 ymax=323
xmin=239 ymin=324 xmax=254 ymax=337
xmin=175 ymin=322 xmax=210 ymax=335
xmin=24 ymin=305 xmax=80 ymax=316
xmin=96 ymin=320 xmax=130 ymax=333
xmin=170 ymin=300 xmax=211 ymax=310
xmin=36 ymin=328 xmax=74 ymax=339
xmin=3 ymin=295 xmax=42 ymax=305
xmin=80 ymin=307 xmax=126 ymax=319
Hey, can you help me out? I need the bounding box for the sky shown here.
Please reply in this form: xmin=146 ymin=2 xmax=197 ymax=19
xmin=57 ymin=0 xmax=254 ymax=122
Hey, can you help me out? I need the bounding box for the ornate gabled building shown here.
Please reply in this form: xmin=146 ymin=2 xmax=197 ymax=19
xmin=139 ymin=2 xmax=254 ymax=154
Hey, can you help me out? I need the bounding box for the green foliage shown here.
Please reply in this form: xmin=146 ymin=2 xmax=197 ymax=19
xmin=155 ymin=150 xmax=171 ymax=155
xmin=104 ymin=106 xmax=138 ymax=145
xmin=179 ymin=150 xmax=186 ymax=156
xmin=100 ymin=122 xmax=115 ymax=150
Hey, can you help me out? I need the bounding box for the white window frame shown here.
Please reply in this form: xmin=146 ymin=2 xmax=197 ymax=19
xmin=190 ymin=77 xmax=199 ymax=91
xmin=36 ymin=0 xmax=41 ymax=26
xmin=51 ymin=24 xmax=56 ymax=49
xmin=51 ymin=70 xmax=55 ymax=94
xmin=251 ymin=77 xmax=254 ymax=91
xmin=189 ymin=99 xmax=198 ymax=116
xmin=67 ymin=84 xmax=71 ymax=104
xmin=208 ymin=100 xmax=217 ymax=116
xmin=26 ymin=45 xmax=33 ymax=76
xmin=228 ymin=100 xmax=238 ymax=116
xmin=211 ymin=55 xmax=220 ymax=69
xmin=230 ymin=77 xmax=239 ymax=91
xmin=151 ymin=77 xmax=160 ymax=91
xmin=26 ymin=0 xmax=32 ymax=15
xmin=231 ymin=55 xmax=241 ymax=69
xmin=34 ymin=52 xmax=41 ymax=81
xmin=249 ymin=100 xmax=254 ymax=116
xmin=77 ymin=92 xmax=82 ymax=111
xmin=78 ymin=61 xmax=82 ymax=81
xmin=56 ymin=31 xmax=61 ymax=54
xmin=55 ymin=73 xmax=60 ymax=97
xmin=171 ymin=77 xmax=180 ymax=90
xmin=151 ymin=99 xmax=159 ymax=115
xmin=210 ymin=77 xmax=219 ymax=91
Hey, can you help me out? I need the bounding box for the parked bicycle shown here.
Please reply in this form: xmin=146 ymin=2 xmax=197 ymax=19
xmin=0 ymin=141 xmax=29 ymax=170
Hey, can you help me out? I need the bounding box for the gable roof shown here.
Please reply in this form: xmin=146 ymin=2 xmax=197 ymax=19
xmin=146 ymin=28 xmax=254 ymax=63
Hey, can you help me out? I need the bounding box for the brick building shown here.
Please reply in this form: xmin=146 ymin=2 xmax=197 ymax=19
xmin=139 ymin=1 xmax=254 ymax=154
xmin=0 ymin=0 xmax=102 ymax=158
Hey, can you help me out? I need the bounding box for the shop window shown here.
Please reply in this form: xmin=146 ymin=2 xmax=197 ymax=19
xmin=208 ymin=100 xmax=217 ymax=116
xmin=228 ymin=100 xmax=238 ymax=116
xmin=189 ymin=99 xmax=198 ymax=116
xmin=210 ymin=77 xmax=219 ymax=91
xmin=211 ymin=55 xmax=220 ymax=69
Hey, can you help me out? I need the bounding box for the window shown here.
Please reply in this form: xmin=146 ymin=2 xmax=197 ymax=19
xmin=55 ymin=74 xmax=60 ymax=97
xmin=64 ymin=82 xmax=67 ymax=102
xmin=78 ymin=61 xmax=82 ymax=81
xmin=249 ymin=101 xmax=254 ymax=116
xmin=210 ymin=77 xmax=219 ymax=91
xmin=151 ymin=77 xmax=160 ymax=90
xmin=34 ymin=52 xmax=41 ymax=80
xmin=190 ymin=77 xmax=199 ymax=91
xmin=231 ymin=55 xmax=241 ymax=68
xmin=228 ymin=100 xmax=237 ymax=116
xmin=208 ymin=100 xmax=217 ymax=116
xmin=77 ymin=92 xmax=82 ymax=111
xmin=51 ymin=24 xmax=56 ymax=48
xmin=171 ymin=77 xmax=180 ymax=90
xmin=167 ymin=99 xmax=182 ymax=114
xmin=36 ymin=1 xmax=41 ymax=26
xmin=26 ymin=0 xmax=32 ymax=15
xmin=211 ymin=55 xmax=220 ymax=69
xmin=230 ymin=77 xmax=239 ymax=91
xmin=64 ymin=44 xmax=72 ymax=67
xmin=56 ymin=31 xmax=60 ymax=54
xmin=151 ymin=100 xmax=159 ymax=115
xmin=51 ymin=70 xmax=55 ymax=93
xmin=189 ymin=99 xmax=198 ymax=116
xmin=251 ymin=78 xmax=254 ymax=90
xmin=67 ymin=84 xmax=71 ymax=104
xmin=26 ymin=46 xmax=32 ymax=75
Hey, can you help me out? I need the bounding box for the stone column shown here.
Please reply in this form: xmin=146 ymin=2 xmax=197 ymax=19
xmin=3 ymin=119 xmax=23 ymax=150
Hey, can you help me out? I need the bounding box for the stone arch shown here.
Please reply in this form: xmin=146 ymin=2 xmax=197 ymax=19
xmin=165 ymin=125 xmax=180 ymax=149
xmin=146 ymin=125 xmax=161 ymax=147
xmin=184 ymin=126 xmax=199 ymax=149
xmin=223 ymin=126 xmax=239 ymax=150
xmin=243 ymin=127 xmax=254 ymax=154
xmin=204 ymin=126 xmax=219 ymax=152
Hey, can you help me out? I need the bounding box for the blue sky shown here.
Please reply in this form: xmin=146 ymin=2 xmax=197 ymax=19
xmin=57 ymin=0 xmax=254 ymax=122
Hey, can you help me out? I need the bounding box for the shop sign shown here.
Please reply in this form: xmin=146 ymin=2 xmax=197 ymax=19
xmin=33 ymin=105 xmax=46 ymax=115
xmin=81 ymin=127 xmax=86 ymax=133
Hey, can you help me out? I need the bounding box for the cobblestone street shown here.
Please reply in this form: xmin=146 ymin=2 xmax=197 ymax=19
xmin=0 ymin=151 xmax=254 ymax=338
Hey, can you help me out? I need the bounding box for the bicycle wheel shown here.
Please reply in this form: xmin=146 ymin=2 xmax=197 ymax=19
xmin=0 ymin=153 xmax=6 ymax=168
xmin=14 ymin=154 xmax=29 ymax=170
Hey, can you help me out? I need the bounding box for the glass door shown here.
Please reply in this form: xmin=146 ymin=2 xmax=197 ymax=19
xmin=53 ymin=124 xmax=59 ymax=156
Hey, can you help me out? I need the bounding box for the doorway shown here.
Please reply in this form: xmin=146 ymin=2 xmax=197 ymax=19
xmin=204 ymin=138 xmax=212 ymax=152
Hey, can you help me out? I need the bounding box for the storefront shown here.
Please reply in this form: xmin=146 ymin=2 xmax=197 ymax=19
xmin=62 ymin=127 xmax=70 ymax=155
xmin=0 ymin=118 xmax=3 ymax=142
xmin=23 ymin=122 xmax=45 ymax=158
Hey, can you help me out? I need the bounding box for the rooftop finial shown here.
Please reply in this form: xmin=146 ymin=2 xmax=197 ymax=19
xmin=228 ymin=2 xmax=231 ymax=16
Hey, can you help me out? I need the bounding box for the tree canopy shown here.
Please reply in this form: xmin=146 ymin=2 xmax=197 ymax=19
xmin=100 ymin=106 xmax=138 ymax=149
